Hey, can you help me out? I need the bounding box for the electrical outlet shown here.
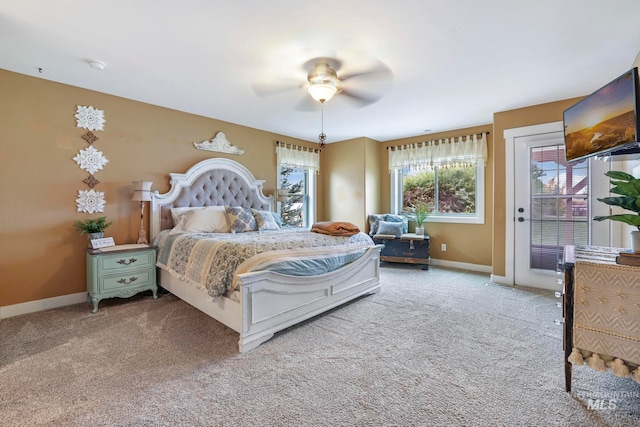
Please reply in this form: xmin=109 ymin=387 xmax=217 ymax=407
xmin=441 ymin=243 xmax=446 ymax=251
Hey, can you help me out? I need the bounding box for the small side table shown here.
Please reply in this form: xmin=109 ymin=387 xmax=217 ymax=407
xmin=86 ymin=245 xmax=158 ymax=313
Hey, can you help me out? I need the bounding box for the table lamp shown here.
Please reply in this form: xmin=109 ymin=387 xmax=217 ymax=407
xmin=132 ymin=180 xmax=153 ymax=244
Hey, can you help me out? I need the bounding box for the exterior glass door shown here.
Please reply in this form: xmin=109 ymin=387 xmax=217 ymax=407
xmin=528 ymin=145 xmax=589 ymax=271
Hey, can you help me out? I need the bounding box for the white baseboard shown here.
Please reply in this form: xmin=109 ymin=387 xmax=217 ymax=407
xmin=490 ymin=274 xmax=511 ymax=285
xmin=430 ymin=258 xmax=492 ymax=274
xmin=0 ymin=292 xmax=87 ymax=320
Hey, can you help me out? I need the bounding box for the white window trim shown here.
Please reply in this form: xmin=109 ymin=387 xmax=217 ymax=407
xmin=306 ymin=169 xmax=317 ymax=226
xmin=391 ymin=163 xmax=485 ymax=224
xmin=277 ymin=166 xmax=316 ymax=228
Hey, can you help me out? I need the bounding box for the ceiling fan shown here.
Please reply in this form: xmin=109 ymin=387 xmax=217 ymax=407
xmin=253 ymin=56 xmax=393 ymax=109
xmin=253 ymin=56 xmax=392 ymax=147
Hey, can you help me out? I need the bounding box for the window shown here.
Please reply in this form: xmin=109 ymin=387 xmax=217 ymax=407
xmin=276 ymin=142 xmax=319 ymax=227
xmin=388 ymin=133 xmax=487 ymax=224
xmin=391 ymin=163 xmax=485 ymax=224
xmin=278 ymin=165 xmax=316 ymax=227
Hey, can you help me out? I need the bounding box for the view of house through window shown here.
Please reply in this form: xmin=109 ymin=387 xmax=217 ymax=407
xmin=279 ymin=165 xmax=313 ymax=227
xmin=529 ymin=145 xmax=589 ymax=270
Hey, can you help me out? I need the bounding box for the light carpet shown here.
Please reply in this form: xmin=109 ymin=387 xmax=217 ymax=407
xmin=1 ymin=264 xmax=639 ymax=427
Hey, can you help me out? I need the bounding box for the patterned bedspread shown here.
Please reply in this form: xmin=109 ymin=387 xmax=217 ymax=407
xmin=154 ymin=228 xmax=375 ymax=298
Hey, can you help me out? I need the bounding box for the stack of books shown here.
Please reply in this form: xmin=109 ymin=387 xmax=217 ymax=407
xmin=616 ymin=249 xmax=640 ymax=266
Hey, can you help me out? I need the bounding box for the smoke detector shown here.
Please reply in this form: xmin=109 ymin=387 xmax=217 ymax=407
xmin=87 ymin=60 xmax=106 ymax=70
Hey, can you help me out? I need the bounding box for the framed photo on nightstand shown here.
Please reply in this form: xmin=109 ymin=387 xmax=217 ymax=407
xmin=89 ymin=237 xmax=115 ymax=249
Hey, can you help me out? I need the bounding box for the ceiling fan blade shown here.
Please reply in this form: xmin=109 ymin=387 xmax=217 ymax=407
xmin=340 ymin=61 xmax=393 ymax=83
xmin=339 ymin=88 xmax=382 ymax=107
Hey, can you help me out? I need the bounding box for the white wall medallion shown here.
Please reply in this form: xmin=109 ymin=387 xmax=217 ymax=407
xmin=73 ymin=146 xmax=109 ymax=174
xmin=75 ymin=105 xmax=105 ymax=131
xmin=76 ymin=189 xmax=106 ymax=213
xmin=193 ymin=132 xmax=245 ymax=155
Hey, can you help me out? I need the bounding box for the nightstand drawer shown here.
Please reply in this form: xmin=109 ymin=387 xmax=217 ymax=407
xmin=100 ymin=269 xmax=155 ymax=292
xmin=99 ymin=251 xmax=155 ymax=272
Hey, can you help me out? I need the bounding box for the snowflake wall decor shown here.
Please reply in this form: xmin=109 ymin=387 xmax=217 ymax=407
xmin=75 ymin=105 xmax=105 ymax=131
xmin=82 ymin=131 xmax=99 ymax=145
xmin=73 ymin=146 xmax=109 ymax=174
xmin=76 ymin=189 xmax=106 ymax=213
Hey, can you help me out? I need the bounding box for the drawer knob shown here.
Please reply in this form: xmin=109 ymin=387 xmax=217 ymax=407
xmin=117 ymin=276 xmax=138 ymax=285
xmin=117 ymin=257 xmax=138 ymax=265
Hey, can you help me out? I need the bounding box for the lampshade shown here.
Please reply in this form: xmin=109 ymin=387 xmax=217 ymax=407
xmin=308 ymin=83 xmax=337 ymax=103
xmin=132 ymin=180 xmax=153 ymax=202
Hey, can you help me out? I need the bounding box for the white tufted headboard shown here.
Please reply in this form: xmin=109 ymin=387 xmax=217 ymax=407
xmin=149 ymin=158 xmax=274 ymax=240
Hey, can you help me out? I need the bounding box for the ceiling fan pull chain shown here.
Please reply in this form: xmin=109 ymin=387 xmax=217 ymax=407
xmin=318 ymin=103 xmax=327 ymax=148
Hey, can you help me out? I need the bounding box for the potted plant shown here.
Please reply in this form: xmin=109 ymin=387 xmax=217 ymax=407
xmin=73 ymin=216 xmax=112 ymax=244
xmin=593 ymin=170 xmax=640 ymax=252
xmin=411 ymin=201 xmax=430 ymax=235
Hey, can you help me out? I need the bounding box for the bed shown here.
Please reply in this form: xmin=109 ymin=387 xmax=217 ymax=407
xmin=150 ymin=158 xmax=382 ymax=352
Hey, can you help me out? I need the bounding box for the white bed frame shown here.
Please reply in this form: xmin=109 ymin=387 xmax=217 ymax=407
xmin=150 ymin=158 xmax=382 ymax=352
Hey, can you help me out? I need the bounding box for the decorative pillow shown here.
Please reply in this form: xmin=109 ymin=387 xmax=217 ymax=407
xmin=225 ymin=206 xmax=258 ymax=233
xmin=251 ymin=209 xmax=280 ymax=231
xmin=385 ymin=214 xmax=408 ymax=234
xmin=170 ymin=206 xmax=230 ymax=234
xmin=368 ymin=214 xmax=386 ymax=236
xmin=376 ymin=220 xmax=403 ymax=238
xmin=170 ymin=206 xmax=202 ymax=227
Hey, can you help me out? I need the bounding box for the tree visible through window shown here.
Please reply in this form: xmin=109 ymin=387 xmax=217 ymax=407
xmin=402 ymin=164 xmax=477 ymax=214
xmin=279 ymin=165 xmax=306 ymax=227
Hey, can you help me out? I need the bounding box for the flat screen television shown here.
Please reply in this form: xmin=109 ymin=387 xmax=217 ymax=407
xmin=563 ymin=67 xmax=640 ymax=162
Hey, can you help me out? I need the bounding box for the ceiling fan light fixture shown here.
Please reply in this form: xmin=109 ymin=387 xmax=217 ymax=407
xmin=308 ymin=83 xmax=337 ymax=103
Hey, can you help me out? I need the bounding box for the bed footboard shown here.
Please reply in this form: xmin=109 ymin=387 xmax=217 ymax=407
xmin=236 ymin=245 xmax=382 ymax=352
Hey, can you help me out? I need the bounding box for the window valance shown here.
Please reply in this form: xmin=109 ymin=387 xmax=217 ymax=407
xmin=276 ymin=142 xmax=320 ymax=173
xmin=388 ymin=133 xmax=488 ymax=171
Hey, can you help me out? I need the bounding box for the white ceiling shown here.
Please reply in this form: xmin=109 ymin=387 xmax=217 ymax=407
xmin=2 ymin=0 xmax=640 ymax=143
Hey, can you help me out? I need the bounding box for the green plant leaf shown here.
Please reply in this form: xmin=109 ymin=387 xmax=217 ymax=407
xmin=595 ymin=170 xmax=640 ymax=230
xmin=73 ymin=216 xmax=112 ymax=235
xmin=605 ymin=170 xmax=635 ymax=181
xmin=597 ymin=196 xmax=640 ymax=213
xmin=610 ymin=181 xmax=640 ymax=196
xmin=593 ymin=213 xmax=640 ymax=227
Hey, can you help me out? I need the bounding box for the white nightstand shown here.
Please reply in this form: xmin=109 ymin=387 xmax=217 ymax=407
xmin=86 ymin=244 xmax=158 ymax=313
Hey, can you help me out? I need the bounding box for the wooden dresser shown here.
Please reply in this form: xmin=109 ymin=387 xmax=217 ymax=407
xmin=562 ymin=245 xmax=640 ymax=392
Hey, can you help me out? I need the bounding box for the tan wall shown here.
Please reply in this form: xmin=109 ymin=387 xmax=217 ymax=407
xmin=379 ymin=125 xmax=494 ymax=266
xmin=0 ymin=69 xmax=316 ymax=307
xmin=364 ymin=137 xmax=382 ymax=233
xmin=322 ymin=138 xmax=367 ymax=228
xmin=321 ymin=137 xmax=382 ymax=231
xmin=491 ymin=97 xmax=583 ymax=277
